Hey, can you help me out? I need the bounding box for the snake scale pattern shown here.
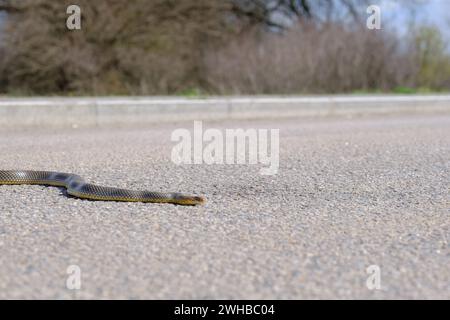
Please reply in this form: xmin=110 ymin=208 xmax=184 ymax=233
xmin=0 ymin=170 xmax=205 ymax=205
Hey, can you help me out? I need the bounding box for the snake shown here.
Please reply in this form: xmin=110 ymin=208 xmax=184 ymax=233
xmin=0 ymin=170 xmax=206 ymax=205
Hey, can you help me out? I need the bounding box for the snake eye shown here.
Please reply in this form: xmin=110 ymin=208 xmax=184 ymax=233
xmin=193 ymin=196 xmax=206 ymax=204
xmin=172 ymin=193 xmax=206 ymax=205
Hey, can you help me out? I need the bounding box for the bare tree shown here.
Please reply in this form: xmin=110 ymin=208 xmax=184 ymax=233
xmin=0 ymin=0 xmax=239 ymax=94
xmin=0 ymin=0 xmax=448 ymax=95
xmin=202 ymin=20 xmax=421 ymax=94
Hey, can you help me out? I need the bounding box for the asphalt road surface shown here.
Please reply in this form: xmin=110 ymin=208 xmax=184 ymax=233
xmin=0 ymin=113 xmax=449 ymax=299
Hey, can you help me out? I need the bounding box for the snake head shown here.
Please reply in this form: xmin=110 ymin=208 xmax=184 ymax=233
xmin=172 ymin=193 xmax=206 ymax=206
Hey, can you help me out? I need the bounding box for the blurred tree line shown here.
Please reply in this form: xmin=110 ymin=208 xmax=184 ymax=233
xmin=0 ymin=0 xmax=449 ymax=95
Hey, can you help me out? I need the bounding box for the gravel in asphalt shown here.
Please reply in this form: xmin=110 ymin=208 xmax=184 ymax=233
xmin=0 ymin=113 xmax=449 ymax=299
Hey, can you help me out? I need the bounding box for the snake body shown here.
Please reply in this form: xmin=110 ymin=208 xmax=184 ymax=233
xmin=0 ymin=170 xmax=205 ymax=205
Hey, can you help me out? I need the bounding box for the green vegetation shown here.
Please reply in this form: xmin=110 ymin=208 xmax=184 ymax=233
xmin=392 ymin=87 xmax=417 ymax=94
xmin=179 ymin=88 xmax=204 ymax=98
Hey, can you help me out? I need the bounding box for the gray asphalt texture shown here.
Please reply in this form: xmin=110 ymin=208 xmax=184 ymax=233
xmin=0 ymin=113 xmax=449 ymax=299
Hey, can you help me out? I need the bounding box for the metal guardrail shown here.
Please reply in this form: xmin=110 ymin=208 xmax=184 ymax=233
xmin=1 ymin=95 xmax=449 ymax=128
